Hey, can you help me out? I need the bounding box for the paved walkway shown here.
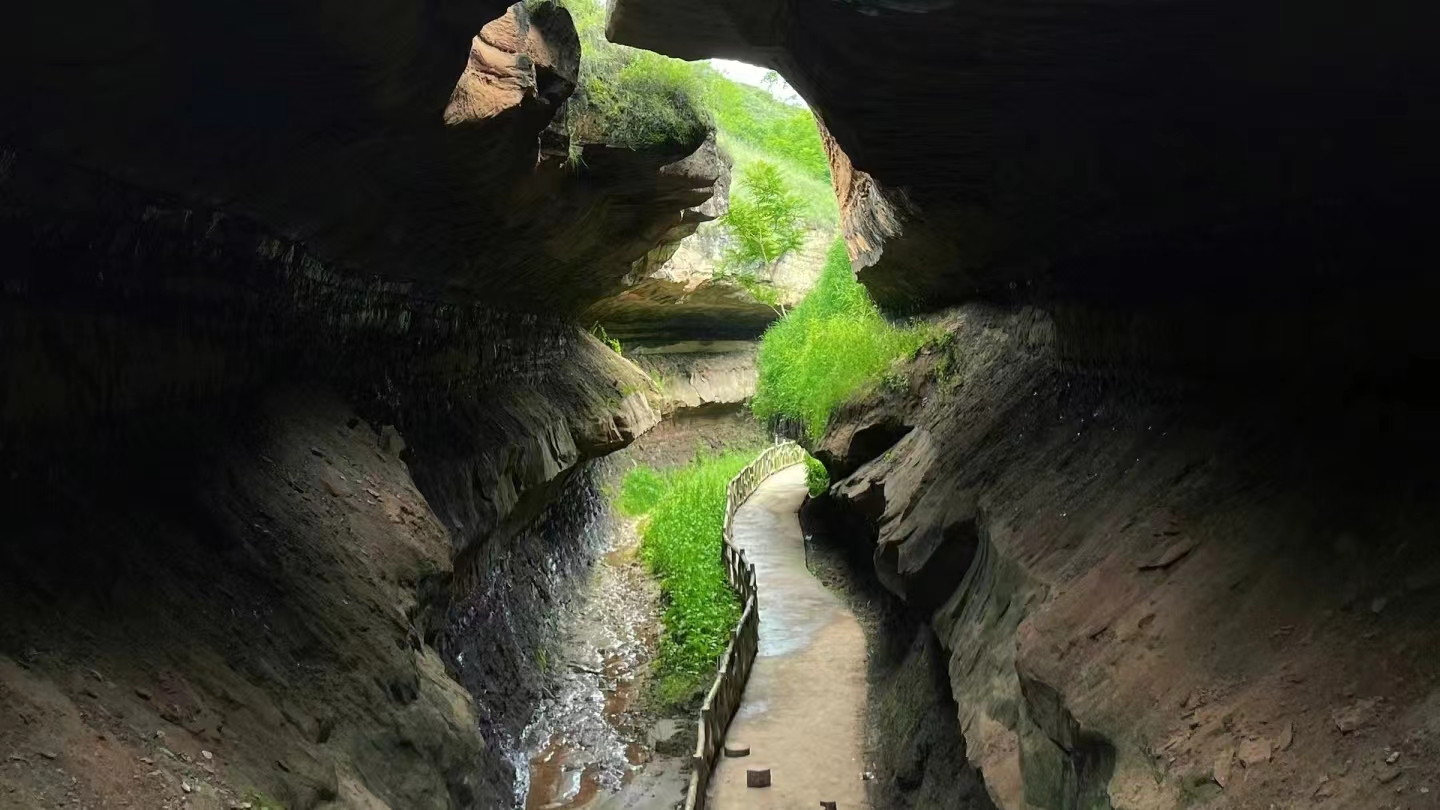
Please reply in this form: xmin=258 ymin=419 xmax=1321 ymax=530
xmin=708 ymin=465 xmax=869 ymax=810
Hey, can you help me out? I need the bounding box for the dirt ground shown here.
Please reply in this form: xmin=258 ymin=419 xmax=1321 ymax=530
xmin=0 ymin=388 xmax=498 ymax=810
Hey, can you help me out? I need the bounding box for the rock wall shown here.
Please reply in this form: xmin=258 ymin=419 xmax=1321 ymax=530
xmin=608 ymin=0 xmax=1440 ymax=321
xmin=817 ymin=307 xmax=1440 ymax=810
xmin=629 ymin=342 xmax=760 ymax=414
xmin=2 ymin=2 xmax=722 ymax=313
xmin=0 ymin=138 xmax=665 ymax=807
xmin=584 ymin=199 xmax=833 ymax=344
xmin=0 ymin=2 xmax=742 ymax=806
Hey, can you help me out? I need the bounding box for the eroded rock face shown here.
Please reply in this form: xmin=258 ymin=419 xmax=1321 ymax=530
xmin=0 ymin=37 xmax=670 ymax=802
xmin=629 ymin=342 xmax=760 ymax=414
xmin=2 ymin=2 xmax=720 ymax=314
xmin=610 ymin=0 xmax=1440 ymax=381
xmin=820 ymin=307 xmax=1440 ymax=810
xmin=583 ymin=149 xmax=829 ymax=345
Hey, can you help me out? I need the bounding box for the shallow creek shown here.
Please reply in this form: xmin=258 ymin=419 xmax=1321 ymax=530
xmin=520 ymin=517 xmax=664 ymax=810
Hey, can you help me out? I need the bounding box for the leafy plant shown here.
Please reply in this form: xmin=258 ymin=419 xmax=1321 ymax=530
xmin=565 ymin=1 xmax=710 ymax=150
xmin=751 ymin=241 xmax=931 ymax=439
xmin=722 ymin=161 xmax=806 ymax=272
xmin=804 ymin=455 xmax=830 ymax=498
xmin=590 ymin=323 xmax=622 ymax=354
xmin=241 ymin=791 xmax=287 ymax=810
xmin=555 ymin=1 xmax=836 ymax=222
xmin=616 ymin=449 xmax=761 ymax=707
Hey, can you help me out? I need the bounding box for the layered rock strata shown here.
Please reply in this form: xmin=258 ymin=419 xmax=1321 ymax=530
xmin=818 ymin=307 xmax=1440 ymax=809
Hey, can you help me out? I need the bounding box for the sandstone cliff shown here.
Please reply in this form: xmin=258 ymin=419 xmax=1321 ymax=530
xmin=814 ymin=308 xmax=1440 ymax=809
xmin=0 ymin=2 xmax=727 ymax=806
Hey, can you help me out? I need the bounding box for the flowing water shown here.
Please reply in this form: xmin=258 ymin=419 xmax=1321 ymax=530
xmin=520 ymin=517 xmax=663 ymax=810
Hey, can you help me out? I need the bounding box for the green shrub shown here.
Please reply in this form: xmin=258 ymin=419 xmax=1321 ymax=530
xmin=565 ymin=1 xmax=710 ymax=150
xmin=617 ymin=450 xmax=759 ymax=706
xmin=590 ymin=323 xmax=622 ymax=354
xmin=751 ymin=241 xmax=930 ymax=439
xmin=722 ymin=161 xmax=806 ymax=271
xmin=804 ymin=455 xmax=830 ymax=497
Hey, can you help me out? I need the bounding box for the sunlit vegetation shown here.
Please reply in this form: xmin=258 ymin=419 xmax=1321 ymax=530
xmin=804 ymin=455 xmax=830 ymax=497
xmin=752 ymin=242 xmax=931 ymax=439
xmin=561 ymin=0 xmax=711 ymax=150
xmin=554 ymin=1 xmax=835 ymax=214
xmin=616 ymin=449 xmax=761 ymax=706
xmin=703 ymin=75 xmax=836 ymax=226
xmin=721 ymin=161 xmax=806 ymax=272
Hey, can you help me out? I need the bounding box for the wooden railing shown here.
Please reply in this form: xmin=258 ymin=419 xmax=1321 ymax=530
xmin=684 ymin=441 xmax=808 ymax=810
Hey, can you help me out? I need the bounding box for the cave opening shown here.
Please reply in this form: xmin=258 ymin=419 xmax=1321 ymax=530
xmin=6 ymin=0 xmax=1440 ymax=808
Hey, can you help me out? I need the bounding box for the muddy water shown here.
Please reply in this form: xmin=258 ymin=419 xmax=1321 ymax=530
xmin=521 ymin=519 xmax=663 ymax=810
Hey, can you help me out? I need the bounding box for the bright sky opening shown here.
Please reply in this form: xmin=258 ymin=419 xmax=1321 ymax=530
xmin=708 ymin=59 xmax=806 ymax=107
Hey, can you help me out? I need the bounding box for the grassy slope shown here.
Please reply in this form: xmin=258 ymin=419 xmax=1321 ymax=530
xmin=752 ymin=242 xmax=932 ymax=439
xmin=617 ymin=449 xmax=761 ymax=705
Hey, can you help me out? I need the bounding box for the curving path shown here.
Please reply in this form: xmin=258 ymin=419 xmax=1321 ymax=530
xmin=708 ymin=464 xmax=870 ymax=809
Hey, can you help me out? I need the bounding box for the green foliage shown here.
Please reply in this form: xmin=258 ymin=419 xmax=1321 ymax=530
xmin=617 ymin=450 xmax=760 ymax=706
xmin=752 ymin=241 xmax=931 ymax=439
xmin=566 ymin=0 xmax=710 ymax=150
xmin=242 ymin=792 xmax=286 ymax=810
xmin=616 ymin=465 xmax=671 ymax=516
xmin=722 ymin=161 xmax=806 ymax=271
xmin=556 ymin=0 xmax=835 ymax=223
xmin=700 ymin=72 xmax=830 ymax=183
xmin=804 ymin=455 xmax=830 ymax=498
xmin=590 ymin=323 xmax=622 ymax=354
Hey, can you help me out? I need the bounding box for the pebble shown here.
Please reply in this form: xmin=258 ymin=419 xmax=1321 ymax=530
xmin=1333 ymin=698 xmax=1380 ymax=733
xmin=1275 ymin=721 xmax=1294 ymax=751
xmin=201 ymin=750 xmax=213 ymax=761
xmin=1213 ymin=748 xmax=1235 ymax=788
xmin=1238 ymin=738 xmax=1271 ymax=766
xmin=134 ymin=687 xmax=153 ymax=700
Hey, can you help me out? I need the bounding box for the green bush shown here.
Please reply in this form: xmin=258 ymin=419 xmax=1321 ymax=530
xmin=722 ymin=161 xmax=806 ymax=272
xmin=752 ymin=241 xmax=930 ymax=439
xmin=804 ymin=455 xmax=830 ymax=497
xmin=618 ymin=450 xmax=760 ymax=705
xmin=564 ymin=0 xmax=710 ymax=150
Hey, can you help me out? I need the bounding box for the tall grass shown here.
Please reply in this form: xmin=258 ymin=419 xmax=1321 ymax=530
xmin=752 ymin=242 xmax=931 ymax=439
xmin=617 ymin=449 xmax=760 ymax=705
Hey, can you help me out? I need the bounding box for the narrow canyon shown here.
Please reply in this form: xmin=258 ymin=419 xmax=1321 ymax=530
xmin=3 ymin=1 xmax=1439 ymax=809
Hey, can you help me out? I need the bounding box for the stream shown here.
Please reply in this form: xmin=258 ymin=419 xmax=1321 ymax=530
xmin=519 ymin=516 xmax=670 ymax=810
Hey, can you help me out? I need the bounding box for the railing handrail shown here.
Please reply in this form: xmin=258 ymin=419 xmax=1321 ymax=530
xmin=684 ymin=441 xmax=808 ymax=810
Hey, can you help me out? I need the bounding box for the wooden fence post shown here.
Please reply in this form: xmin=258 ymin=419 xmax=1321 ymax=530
xmin=681 ymin=442 xmax=805 ymax=810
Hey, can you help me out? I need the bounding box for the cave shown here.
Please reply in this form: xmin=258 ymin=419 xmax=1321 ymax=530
xmin=4 ymin=0 xmax=1440 ymax=808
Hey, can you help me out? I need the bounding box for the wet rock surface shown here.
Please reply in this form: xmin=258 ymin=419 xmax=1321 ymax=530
xmin=518 ymin=520 xmax=675 ymax=810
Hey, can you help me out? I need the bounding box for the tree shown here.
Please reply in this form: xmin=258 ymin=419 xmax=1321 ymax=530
xmin=721 ymin=161 xmax=805 ymax=273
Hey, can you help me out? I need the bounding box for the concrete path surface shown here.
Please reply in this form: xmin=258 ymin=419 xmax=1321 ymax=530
xmin=708 ymin=464 xmax=870 ymax=810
